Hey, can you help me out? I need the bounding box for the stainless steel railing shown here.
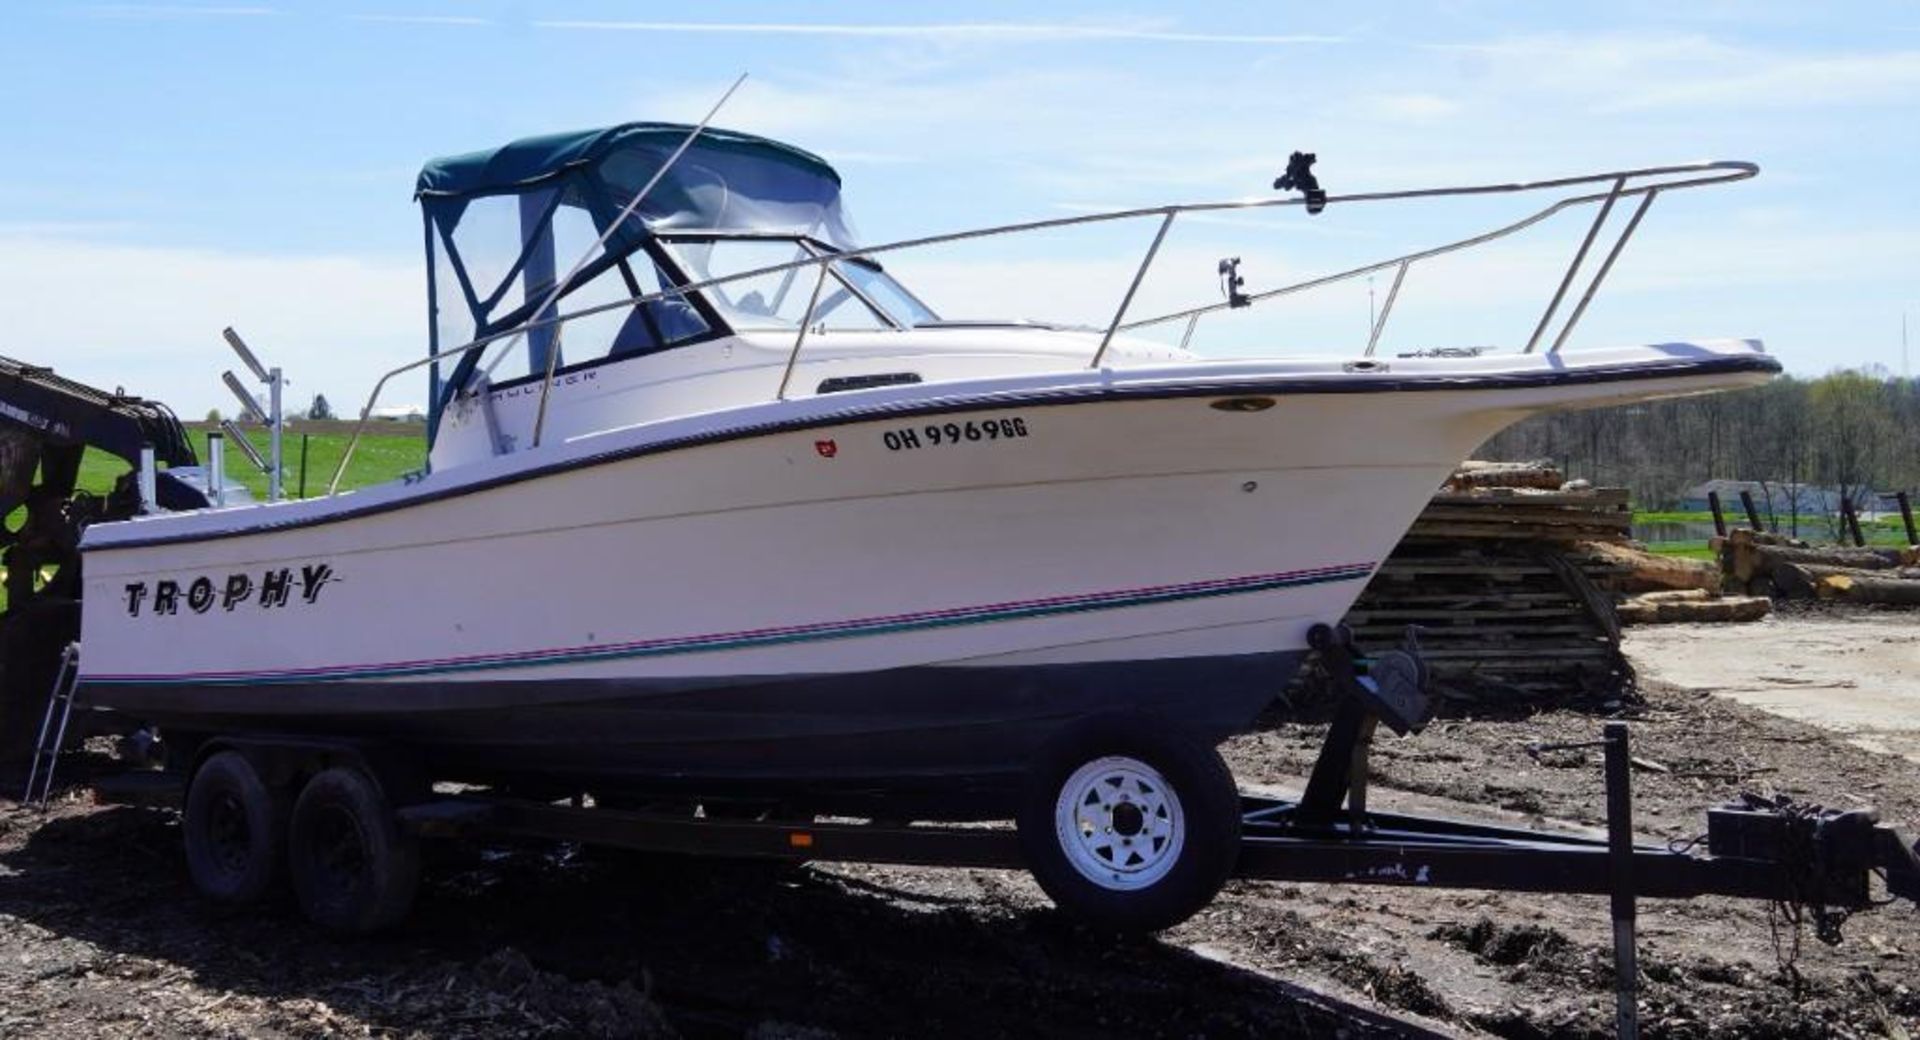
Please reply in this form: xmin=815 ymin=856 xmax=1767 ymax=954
xmin=328 ymin=159 xmax=1756 ymax=495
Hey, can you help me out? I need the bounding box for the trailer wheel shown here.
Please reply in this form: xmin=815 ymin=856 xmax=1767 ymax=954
xmin=1017 ymin=717 xmax=1240 ymax=934
xmin=288 ymin=766 xmax=420 ymax=935
xmin=183 ymin=751 xmax=286 ymax=904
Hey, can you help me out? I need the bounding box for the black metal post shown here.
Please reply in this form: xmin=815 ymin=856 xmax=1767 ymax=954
xmin=1605 ymin=721 xmax=1639 ymax=1040
xmin=297 ymin=433 xmax=311 ymax=499
xmin=1899 ymin=491 xmax=1917 ymax=547
xmin=1739 ymin=489 xmax=1763 ymax=531
xmin=1706 ymin=491 xmax=1728 ymax=537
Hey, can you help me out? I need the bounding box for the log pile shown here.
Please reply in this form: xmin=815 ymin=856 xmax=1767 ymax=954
xmin=1721 ymin=528 xmax=1920 ymax=606
xmin=1614 ymin=589 xmax=1771 ymax=624
xmin=1444 ymin=459 xmax=1568 ymax=492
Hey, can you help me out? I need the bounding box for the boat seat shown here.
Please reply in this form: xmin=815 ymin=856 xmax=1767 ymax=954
xmin=610 ymin=298 xmax=708 ymax=358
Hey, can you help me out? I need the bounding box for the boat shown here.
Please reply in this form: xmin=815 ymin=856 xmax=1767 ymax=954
xmin=67 ymin=122 xmax=1776 ymax=927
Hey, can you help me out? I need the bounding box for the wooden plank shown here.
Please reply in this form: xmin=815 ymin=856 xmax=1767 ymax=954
xmin=1428 ymin=488 xmax=1630 ymax=508
xmin=1405 ymin=523 xmax=1630 ymax=541
xmin=1347 ymin=606 xmax=1585 ymax=620
xmin=1414 ymin=506 xmax=1633 ymax=527
xmin=1348 ymin=591 xmax=1579 ymax=606
xmin=1389 ymin=647 xmax=1618 ymax=660
xmin=1354 ymin=629 xmax=1613 ymax=642
xmin=1375 ymin=560 xmax=1555 ymax=575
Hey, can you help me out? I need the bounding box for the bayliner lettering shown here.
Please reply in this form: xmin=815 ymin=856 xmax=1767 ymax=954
xmin=883 ymin=416 xmax=1029 ymax=451
xmin=124 ymin=563 xmax=337 ymax=617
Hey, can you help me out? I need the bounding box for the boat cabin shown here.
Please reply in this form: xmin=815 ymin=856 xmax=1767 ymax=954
xmin=416 ymin=123 xmax=1128 ymax=472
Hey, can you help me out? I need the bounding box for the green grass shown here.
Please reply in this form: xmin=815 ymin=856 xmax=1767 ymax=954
xmin=7 ymin=425 xmax=425 ymax=613
xmin=1642 ymin=516 xmax=1914 ymax=560
xmin=74 ymin=424 xmax=426 ymax=500
xmin=1647 ymin=542 xmax=1718 ymax=561
xmin=1634 ymin=510 xmax=1718 ymax=524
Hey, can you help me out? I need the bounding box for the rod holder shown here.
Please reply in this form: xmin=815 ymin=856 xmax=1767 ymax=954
xmin=207 ymin=432 xmax=226 ymax=508
xmin=220 ymin=420 xmax=270 ymax=472
xmin=137 ymin=444 xmax=157 ymax=515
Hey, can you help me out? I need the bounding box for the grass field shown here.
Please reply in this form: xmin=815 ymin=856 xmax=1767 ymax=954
xmin=1638 ymin=512 xmax=1914 ymax=559
xmin=6 ymin=424 xmax=425 ymax=613
xmin=75 ymin=422 xmax=426 ymax=500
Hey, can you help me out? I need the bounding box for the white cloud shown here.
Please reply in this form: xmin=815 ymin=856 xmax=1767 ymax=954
xmin=351 ymin=14 xmax=492 ymax=27
xmin=78 ymin=4 xmax=275 ymax=17
xmin=534 ymin=20 xmax=1342 ymax=46
xmin=1418 ymin=33 xmax=1920 ymax=114
xmin=1603 ymin=49 xmax=1920 ymax=111
xmin=1362 ymin=93 xmax=1462 ymax=120
xmin=0 ymin=233 xmax=419 ymax=416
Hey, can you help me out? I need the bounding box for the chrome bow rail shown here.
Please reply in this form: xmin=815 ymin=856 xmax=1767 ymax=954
xmin=329 ymin=159 xmax=1756 ymax=494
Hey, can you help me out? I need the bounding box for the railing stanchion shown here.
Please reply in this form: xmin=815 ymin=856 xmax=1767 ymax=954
xmin=1547 ymin=189 xmax=1657 ymax=355
xmin=1524 ymin=176 xmax=1625 ymax=354
xmin=776 ymin=261 xmax=833 ymax=401
xmin=1177 ymin=313 xmax=1202 ymax=352
xmin=1364 ymin=260 xmax=1410 ymax=357
xmin=1091 ymin=210 xmax=1177 ymax=369
xmin=530 ymin=324 xmax=569 ymax=448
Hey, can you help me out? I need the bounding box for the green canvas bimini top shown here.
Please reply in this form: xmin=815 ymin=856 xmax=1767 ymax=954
xmin=415 ymin=122 xmax=841 ymax=200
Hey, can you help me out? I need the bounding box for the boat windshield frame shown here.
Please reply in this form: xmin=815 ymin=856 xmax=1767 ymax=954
xmin=655 ymin=232 xmax=940 ymax=333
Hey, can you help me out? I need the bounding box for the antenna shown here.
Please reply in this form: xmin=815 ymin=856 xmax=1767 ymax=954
xmin=223 ymin=327 xmax=270 ymax=384
xmin=222 ymin=370 xmax=266 ymax=423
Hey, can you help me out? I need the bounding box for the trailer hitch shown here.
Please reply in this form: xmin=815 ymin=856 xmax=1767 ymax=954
xmin=1706 ymin=792 xmax=1920 ymax=942
xmin=1875 ymin=825 xmax=1920 ymax=905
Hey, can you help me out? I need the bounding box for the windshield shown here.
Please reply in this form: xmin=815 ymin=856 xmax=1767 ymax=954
xmin=661 ymin=235 xmax=937 ymax=331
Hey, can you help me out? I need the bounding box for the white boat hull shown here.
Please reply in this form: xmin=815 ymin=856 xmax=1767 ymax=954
xmin=76 ymin=340 xmax=1776 ymax=805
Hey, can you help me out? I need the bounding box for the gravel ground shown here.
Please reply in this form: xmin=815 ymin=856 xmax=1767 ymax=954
xmin=2 ymin=612 xmax=1916 ymax=1038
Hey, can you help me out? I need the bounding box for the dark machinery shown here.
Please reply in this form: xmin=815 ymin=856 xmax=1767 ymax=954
xmin=0 ymin=356 xmax=199 ymax=757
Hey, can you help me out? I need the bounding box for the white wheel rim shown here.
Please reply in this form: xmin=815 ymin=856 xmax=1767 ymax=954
xmin=1053 ymin=755 xmax=1185 ymax=891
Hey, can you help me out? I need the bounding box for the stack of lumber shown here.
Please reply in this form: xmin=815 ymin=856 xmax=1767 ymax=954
xmin=1342 ymin=466 xmax=1636 ymax=700
xmin=1406 ymin=485 xmax=1635 ymax=543
xmin=1721 ymin=528 xmax=1920 ymax=606
xmin=1347 ymin=544 xmax=1630 ymax=699
xmin=1331 ymin=463 xmax=1771 ymax=706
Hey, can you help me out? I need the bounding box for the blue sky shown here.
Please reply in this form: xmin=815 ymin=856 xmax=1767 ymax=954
xmin=2 ymin=2 xmax=1916 ymax=413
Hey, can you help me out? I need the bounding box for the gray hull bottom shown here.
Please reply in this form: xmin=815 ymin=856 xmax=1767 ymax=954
xmin=82 ymin=651 xmax=1302 ymax=814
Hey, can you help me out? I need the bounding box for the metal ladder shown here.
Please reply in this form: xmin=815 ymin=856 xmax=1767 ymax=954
xmin=22 ymin=642 xmax=80 ymax=809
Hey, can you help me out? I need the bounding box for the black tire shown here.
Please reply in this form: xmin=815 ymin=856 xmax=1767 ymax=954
xmin=1016 ymin=715 xmax=1240 ymax=934
xmin=288 ymin=766 xmax=420 ymax=935
xmin=183 ymin=750 xmax=287 ymax=904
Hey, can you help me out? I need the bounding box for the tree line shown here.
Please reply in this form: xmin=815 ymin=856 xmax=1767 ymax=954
xmin=1480 ymin=368 xmax=1920 ymax=518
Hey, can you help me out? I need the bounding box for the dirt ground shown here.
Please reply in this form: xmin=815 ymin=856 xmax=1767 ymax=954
xmin=2 ymin=610 xmax=1917 ymax=1038
xmin=1627 ymin=604 xmax=1920 ymax=764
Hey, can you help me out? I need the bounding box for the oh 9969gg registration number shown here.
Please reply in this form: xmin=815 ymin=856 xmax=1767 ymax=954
xmin=882 ymin=416 xmax=1029 ymax=451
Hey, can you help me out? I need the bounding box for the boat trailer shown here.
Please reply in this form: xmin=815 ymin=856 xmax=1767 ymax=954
xmin=53 ymin=623 xmax=1920 ymax=1035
